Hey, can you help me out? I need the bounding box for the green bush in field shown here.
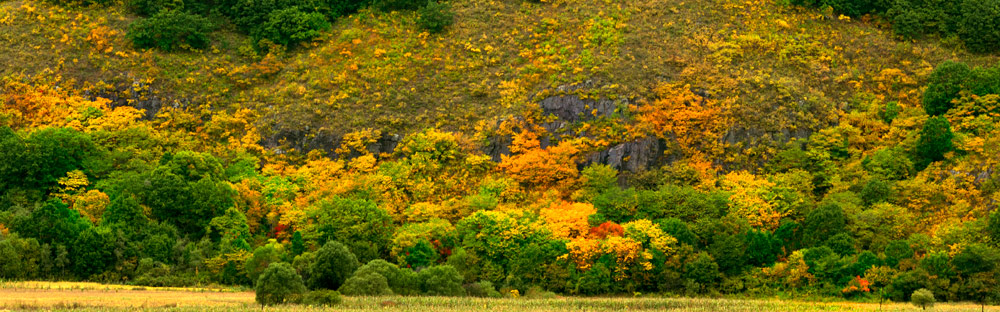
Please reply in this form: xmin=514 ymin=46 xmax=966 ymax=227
xmin=302 ymin=289 xmax=342 ymax=306
xmin=911 ymin=288 xmax=935 ymax=310
xmin=339 ymin=272 xmax=394 ymax=296
xmin=127 ymin=10 xmax=212 ymax=52
xmin=465 ymin=281 xmax=502 ymax=298
xmin=351 ymin=259 xmax=418 ymax=295
xmin=417 ymin=1 xmax=454 ymax=34
xmin=253 ymin=7 xmax=331 ymax=47
xmin=418 ymin=265 xmax=466 ymax=296
xmin=255 ymin=262 xmax=307 ymax=306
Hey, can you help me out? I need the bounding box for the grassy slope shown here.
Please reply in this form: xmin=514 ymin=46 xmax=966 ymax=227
xmin=1 ymin=0 xmax=998 ymax=161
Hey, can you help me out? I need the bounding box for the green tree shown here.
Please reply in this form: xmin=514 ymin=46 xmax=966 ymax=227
xmin=291 ymin=231 xmax=306 ymax=256
xmin=246 ymin=242 xmax=284 ymax=285
xmin=16 ymin=199 xmax=90 ymax=246
xmin=802 ymin=203 xmax=846 ymax=247
xmin=958 ymin=0 xmax=1000 ymax=53
xmin=256 ymin=262 xmax=307 ymax=306
xmin=0 ymin=234 xmax=41 ymax=279
xmin=915 ymin=116 xmax=955 ymax=170
xmin=309 ymin=241 xmax=360 ymax=290
xmin=744 ymin=230 xmax=781 ymax=267
xmin=860 ymin=178 xmax=892 ymax=206
xmin=885 ymin=240 xmax=914 ymax=267
xmin=824 ymin=233 xmax=857 ymax=256
xmin=911 ymin=288 xmax=935 ymax=310
xmin=922 ymin=61 xmax=971 ymax=116
xmin=575 ymin=262 xmax=613 ymax=295
xmin=683 ymin=252 xmax=720 ymax=292
xmin=71 ymin=226 xmax=115 ymax=278
xmin=309 ymin=197 xmax=393 ymax=262
xmin=101 ymin=193 xmax=148 ymax=229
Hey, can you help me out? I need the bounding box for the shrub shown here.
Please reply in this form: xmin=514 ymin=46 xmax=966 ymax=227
xmin=302 ymin=289 xmax=342 ymax=306
xmin=417 ymin=1 xmax=454 ymax=34
xmin=339 ymin=272 xmax=394 ymax=296
xmin=911 ymin=288 xmax=935 ymax=310
xmin=465 ymin=281 xmax=502 ymax=298
xmin=418 ymin=265 xmax=466 ymax=296
xmin=255 ymin=262 xmax=307 ymax=306
xmin=228 ymin=0 xmax=300 ymax=31
xmin=309 ymin=241 xmax=360 ymax=290
xmin=353 ymin=259 xmax=417 ymax=294
xmin=127 ymin=10 xmax=212 ymax=52
xmin=575 ymin=262 xmax=613 ymax=295
xmin=253 ymin=7 xmax=330 ymax=47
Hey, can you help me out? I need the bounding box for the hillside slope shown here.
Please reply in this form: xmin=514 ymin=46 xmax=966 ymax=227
xmin=2 ymin=0 xmax=1000 ymax=303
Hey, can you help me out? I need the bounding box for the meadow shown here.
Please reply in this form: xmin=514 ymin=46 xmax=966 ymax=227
xmin=0 ymin=282 xmax=998 ymax=312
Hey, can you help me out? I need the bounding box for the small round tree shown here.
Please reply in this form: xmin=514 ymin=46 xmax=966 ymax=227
xmin=309 ymin=240 xmax=360 ymax=290
xmin=256 ymin=262 xmax=307 ymax=306
xmin=339 ymin=272 xmax=393 ymax=296
xmin=417 ymin=265 xmax=466 ymax=296
xmin=911 ymin=288 xmax=935 ymax=310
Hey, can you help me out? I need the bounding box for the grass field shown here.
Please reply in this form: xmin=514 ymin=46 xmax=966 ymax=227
xmin=1 ymin=282 xmax=998 ymax=311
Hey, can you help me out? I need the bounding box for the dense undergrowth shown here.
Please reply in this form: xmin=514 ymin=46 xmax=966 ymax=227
xmin=2 ymin=0 xmax=1000 ymax=307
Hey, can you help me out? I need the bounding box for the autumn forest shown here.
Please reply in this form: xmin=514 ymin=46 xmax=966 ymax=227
xmin=2 ymin=0 xmax=1000 ymax=308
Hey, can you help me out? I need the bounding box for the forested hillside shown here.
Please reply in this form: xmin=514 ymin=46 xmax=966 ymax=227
xmin=2 ymin=0 xmax=1000 ymax=305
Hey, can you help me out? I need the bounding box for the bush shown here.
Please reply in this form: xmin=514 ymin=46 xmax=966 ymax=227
xmin=465 ymin=281 xmax=502 ymax=298
xmin=911 ymin=288 xmax=935 ymax=310
xmin=228 ymin=0 xmax=300 ymax=31
xmin=352 ymin=259 xmax=417 ymax=295
xmin=339 ymin=272 xmax=394 ymax=296
xmin=127 ymin=10 xmax=212 ymax=52
xmin=575 ymin=262 xmax=613 ymax=295
xmin=253 ymin=7 xmax=331 ymax=47
xmin=255 ymin=262 xmax=307 ymax=306
xmin=417 ymin=1 xmax=454 ymax=34
xmin=418 ymin=265 xmax=466 ymax=296
xmin=309 ymin=241 xmax=360 ymax=290
xmin=302 ymin=289 xmax=342 ymax=306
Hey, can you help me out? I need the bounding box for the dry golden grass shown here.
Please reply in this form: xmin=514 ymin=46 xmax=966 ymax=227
xmin=1 ymin=285 xmax=998 ymax=312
